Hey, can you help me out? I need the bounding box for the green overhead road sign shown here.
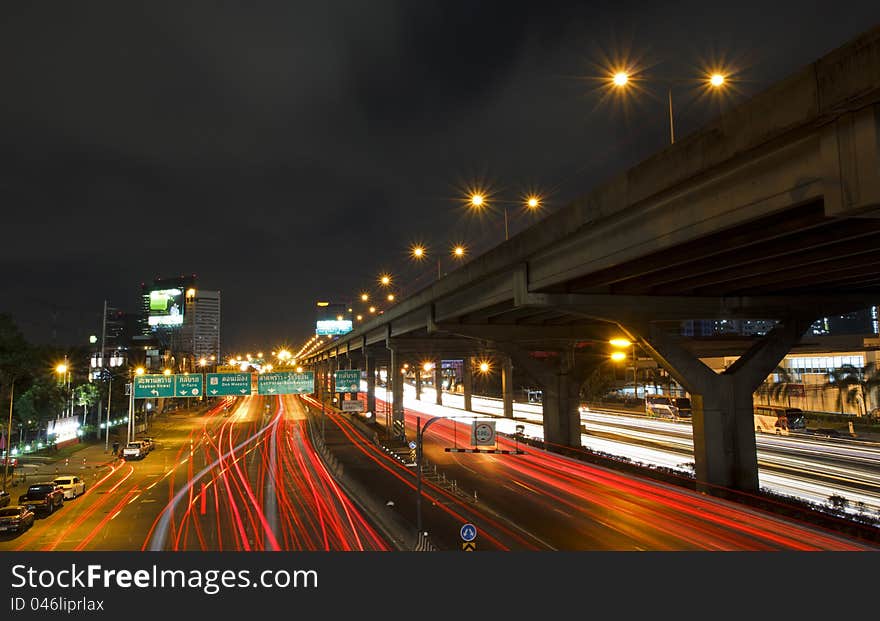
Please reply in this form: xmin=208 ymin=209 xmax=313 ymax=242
xmin=334 ymin=370 xmax=361 ymax=393
xmin=175 ymin=374 xmax=203 ymax=397
xmin=258 ymin=371 xmax=314 ymax=395
xmin=205 ymin=373 xmax=253 ymax=396
xmin=134 ymin=374 xmax=175 ymax=399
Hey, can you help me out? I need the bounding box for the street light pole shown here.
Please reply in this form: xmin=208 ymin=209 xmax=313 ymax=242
xmin=126 ymin=370 xmax=134 ymax=446
xmin=2 ymin=378 xmax=15 ymax=492
xmin=668 ymin=87 xmax=675 ymax=144
xmin=414 ymin=414 xmax=470 ymax=536
xmin=104 ymin=373 xmax=112 ymax=453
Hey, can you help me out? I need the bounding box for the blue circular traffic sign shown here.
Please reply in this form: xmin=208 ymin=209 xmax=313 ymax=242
xmin=408 ymin=441 xmax=417 ymax=450
xmin=460 ymin=523 xmax=477 ymax=542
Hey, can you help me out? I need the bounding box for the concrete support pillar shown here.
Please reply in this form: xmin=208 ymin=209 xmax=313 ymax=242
xmin=502 ymin=356 xmax=514 ymax=419
xmin=389 ymin=347 xmax=405 ymax=441
xmin=434 ymin=362 xmax=443 ymax=406
xmin=631 ymin=317 xmax=814 ymax=493
xmin=463 ymin=357 xmax=473 ymax=412
xmin=330 ymin=355 xmax=338 ymax=405
xmin=415 ymin=368 xmax=422 ymax=400
xmin=365 ymin=353 xmax=376 ymax=417
xmin=502 ymin=345 xmax=592 ymax=449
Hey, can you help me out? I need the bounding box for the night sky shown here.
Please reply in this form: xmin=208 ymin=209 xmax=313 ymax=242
xmin=2 ymin=1 xmax=877 ymax=353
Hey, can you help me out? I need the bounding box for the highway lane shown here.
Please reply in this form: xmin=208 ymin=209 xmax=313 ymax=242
xmin=300 ymin=393 xmax=552 ymax=551
xmin=395 ymin=385 xmax=880 ymax=513
xmin=146 ymin=395 xmax=388 ymax=551
xmin=0 ymin=403 xmax=227 ymax=551
xmin=381 ymin=397 xmax=876 ymax=550
xmin=2 ymin=396 xmax=389 ymax=551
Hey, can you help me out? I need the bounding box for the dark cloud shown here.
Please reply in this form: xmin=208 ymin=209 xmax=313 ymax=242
xmin=1 ymin=1 xmax=877 ymax=351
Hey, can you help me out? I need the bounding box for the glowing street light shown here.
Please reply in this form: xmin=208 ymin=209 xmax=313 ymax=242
xmin=612 ymin=71 xmax=629 ymax=87
xmin=525 ymin=195 xmax=541 ymax=210
xmin=360 ymin=292 xmax=369 ymax=302
xmin=387 ymin=293 xmax=395 ymax=302
xmin=379 ymin=274 xmax=392 ymax=287
xmin=163 ymin=368 xmax=172 ymax=376
xmin=422 ymin=362 xmax=434 ymax=373
xmin=411 ymin=245 xmax=425 ymax=259
xmin=469 ymin=193 xmax=484 ymax=207
xmin=610 ymin=351 xmax=627 ymax=362
xmin=478 ymin=361 xmax=491 ymax=374
xmin=709 ymin=73 xmax=725 ymax=88
xmin=135 ymin=367 xmax=145 ymax=376
xmin=609 ymin=338 xmax=632 ymax=348
xmin=452 ymin=245 xmax=466 ymax=258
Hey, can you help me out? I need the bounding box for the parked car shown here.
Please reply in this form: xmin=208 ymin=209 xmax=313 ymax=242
xmin=122 ymin=441 xmax=148 ymax=460
xmin=18 ymin=483 xmax=64 ymax=515
xmin=0 ymin=490 xmax=10 ymax=509
xmin=0 ymin=506 xmax=36 ymax=533
xmin=139 ymin=438 xmax=155 ymax=452
xmin=53 ymin=475 xmax=86 ymax=500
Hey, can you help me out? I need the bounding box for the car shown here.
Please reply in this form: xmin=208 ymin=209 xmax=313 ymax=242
xmin=139 ymin=438 xmax=155 ymax=452
xmin=53 ymin=475 xmax=86 ymax=500
xmin=18 ymin=483 xmax=64 ymax=515
xmin=0 ymin=490 xmax=10 ymax=509
xmin=0 ymin=456 xmax=18 ymax=470
xmin=0 ymin=505 xmax=35 ymax=533
xmin=122 ymin=441 xmax=148 ymax=460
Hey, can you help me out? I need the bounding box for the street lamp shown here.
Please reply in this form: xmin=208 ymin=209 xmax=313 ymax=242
xmin=609 ymin=338 xmax=639 ymax=398
xmin=607 ymin=68 xmax=730 ymax=144
xmin=55 ymin=360 xmax=71 ymax=417
xmin=467 ymin=190 xmax=544 ymax=242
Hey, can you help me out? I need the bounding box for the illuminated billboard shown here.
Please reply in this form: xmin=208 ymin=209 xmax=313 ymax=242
xmin=316 ymin=319 xmax=352 ymax=335
xmin=148 ymin=288 xmax=184 ymax=327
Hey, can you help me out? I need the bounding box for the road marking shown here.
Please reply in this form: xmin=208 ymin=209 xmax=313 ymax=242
xmin=552 ymin=507 xmax=573 ymax=519
xmin=512 ymin=480 xmax=538 ymax=494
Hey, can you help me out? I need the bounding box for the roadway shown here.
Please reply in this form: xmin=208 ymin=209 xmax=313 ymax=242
xmin=362 ymin=384 xmax=878 ymax=549
xmin=392 ymin=384 xmax=880 ymax=514
xmin=3 ymin=391 xmax=875 ymax=551
xmin=0 ymin=397 xmax=389 ymax=551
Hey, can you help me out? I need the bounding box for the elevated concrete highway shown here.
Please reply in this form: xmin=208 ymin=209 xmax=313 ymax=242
xmin=304 ymin=26 xmax=880 ymax=494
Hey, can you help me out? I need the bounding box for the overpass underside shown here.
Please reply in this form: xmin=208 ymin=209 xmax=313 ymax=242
xmin=306 ymin=29 xmax=880 ymax=495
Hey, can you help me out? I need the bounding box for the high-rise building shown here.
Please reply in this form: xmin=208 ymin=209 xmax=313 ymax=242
xmin=140 ymin=275 xmax=197 ymax=338
xmin=180 ymin=288 xmax=221 ymax=364
xmin=810 ymin=307 xmax=878 ymax=336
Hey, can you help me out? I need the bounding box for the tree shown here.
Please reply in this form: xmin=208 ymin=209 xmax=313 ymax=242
xmin=14 ymin=376 xmax=66 ymax=431
xmin=74 ymin=383 xmax=100 ymax=427
xmin=642 ymin=366 xmax=664 ymax=395
xmin=768 ymin=366 xmax=797 ymax=407
xmin=824 ymin=364 xmax=862 ymax=416
xmin=581 ymin=366 xmax=616 ymax=402
xmin=0 ymin=314 xmax=36 ymax=454
xmin=860 ymin=362 xmax=880 ymax=417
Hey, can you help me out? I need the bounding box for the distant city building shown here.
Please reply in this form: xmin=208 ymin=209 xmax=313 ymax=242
xmin=140 ymin=275 xmax=197 ymax=339
xmin=180 ymin=289 xmax=221 ymax=364
xmin=810 ymin=307 xmax=878 ymax=336
xmin=682 ymin=308 xmax=878 ymax=338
